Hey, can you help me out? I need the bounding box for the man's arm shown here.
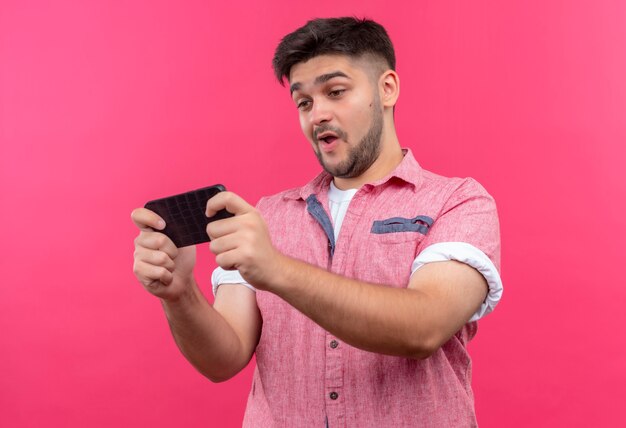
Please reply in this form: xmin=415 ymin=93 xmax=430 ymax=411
xmin=206 ymin=193 xmax=487 ymax=360
xmin=266 ymin=256 xmax=486 ymax=359
xmin=131 ymin=208 xmax=261 ymax=382
xmin=160 ymin=281 xmax=261 ymax=382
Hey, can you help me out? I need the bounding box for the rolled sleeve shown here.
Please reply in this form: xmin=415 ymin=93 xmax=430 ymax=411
xmin=211 ymin=267 xmax=256 ymax=297
xmin=412 ymin=177 xmax=502 ymax=321
xmin=411 ymin=242 xmax=503 ymax=321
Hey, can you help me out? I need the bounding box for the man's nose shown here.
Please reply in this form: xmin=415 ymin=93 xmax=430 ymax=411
xmin=310 ymin=99 xmax=332 ymax=126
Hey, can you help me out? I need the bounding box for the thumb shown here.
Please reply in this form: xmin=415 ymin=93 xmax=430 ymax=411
xmin=206 ymin=191 xmax=253 ymax=217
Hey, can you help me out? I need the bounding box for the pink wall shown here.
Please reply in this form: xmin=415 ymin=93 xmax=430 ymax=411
xmin=1 ymin=1 xmax=624 ymax=426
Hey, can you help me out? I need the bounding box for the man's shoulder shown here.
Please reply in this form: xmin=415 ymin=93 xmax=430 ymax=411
xmin=254 ymin=185 xmax=312 ymax=226
xmin=256 ymin=171 xmax=330 ymax=208
xmin=255 ymin=180 xmax=315 ymax=212
xmin=414 ymin=167 xmax=495 ymax=209
xmin=258 ymin=185 xmax=303 ymax=206
xmin=408 ymin=169 xmax=495 ymax=214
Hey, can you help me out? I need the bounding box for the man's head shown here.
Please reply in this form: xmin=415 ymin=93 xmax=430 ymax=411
xmin=272 ymin=17 xmax=400 ymax=183
xmin=272 ymin=17 xmax=395 ymax=86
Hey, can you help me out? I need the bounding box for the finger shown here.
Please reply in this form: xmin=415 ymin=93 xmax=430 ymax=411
xmin=134 ymin=231 xmax=179 ymax=259
xmin=215 ymin=249 xmax=240 ymax=271
xmin=206 ymin=191 xmax=254 ymax=218
xmin=206 ymin=215 xmax=240 ymax=240
xmin=209 ymin=234 xmax=240 ymax=256
xmin=134 ymin=247 xmax=176 ymax=272
xmin=134 ymin=260 xmax=174 ymax=286
xmin=131 ymin=208 xmax=166 ymax=231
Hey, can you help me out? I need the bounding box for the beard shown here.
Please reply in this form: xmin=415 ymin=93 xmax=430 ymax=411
xmin=313 ymin=96 xmax=384 ymax=179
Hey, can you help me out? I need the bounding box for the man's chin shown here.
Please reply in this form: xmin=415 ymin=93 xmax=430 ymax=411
xmin=314 ymin=147 xmax=352 ymax=176
xmin=320 ymin=160 xmax=354 ymax=178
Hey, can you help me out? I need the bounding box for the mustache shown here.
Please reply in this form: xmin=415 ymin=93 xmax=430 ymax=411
xmin=313 ymin=124 xmax=348 ymax=141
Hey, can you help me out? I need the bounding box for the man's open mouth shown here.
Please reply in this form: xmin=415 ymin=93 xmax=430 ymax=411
xmin=317 ymin=132 xmax=339 ymax=144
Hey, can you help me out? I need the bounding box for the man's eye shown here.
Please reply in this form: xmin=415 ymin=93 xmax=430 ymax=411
xmin=297 ymin=100 xmax=311 ymax=110
xmin=329 ymin=89 xmax=345 ymax=97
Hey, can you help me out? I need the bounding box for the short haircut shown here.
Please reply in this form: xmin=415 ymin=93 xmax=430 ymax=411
xmin=272 ymin=17 xmax=396 ymax=86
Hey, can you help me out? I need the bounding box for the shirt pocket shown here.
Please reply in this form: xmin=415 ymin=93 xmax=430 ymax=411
xmin=370 ymin=215 xmax=433 ymax=244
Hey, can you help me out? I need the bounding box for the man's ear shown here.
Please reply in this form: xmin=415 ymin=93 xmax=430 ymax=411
xmin=378 ymin=70 xmax=400 ymax=108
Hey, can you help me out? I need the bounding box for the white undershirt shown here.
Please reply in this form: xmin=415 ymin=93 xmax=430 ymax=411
xmin=328 ymin=181 xmax=358 ymax=242
xmin=212 ymin=181 xmax=503 ymax=321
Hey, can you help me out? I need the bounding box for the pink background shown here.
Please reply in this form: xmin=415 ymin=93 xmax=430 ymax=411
xmin=1 ymin=1 xmax=625 ymax=426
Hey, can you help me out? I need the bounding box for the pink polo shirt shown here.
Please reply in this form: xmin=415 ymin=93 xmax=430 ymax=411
xmin=220 ymin=150 xmax=501 ymax=427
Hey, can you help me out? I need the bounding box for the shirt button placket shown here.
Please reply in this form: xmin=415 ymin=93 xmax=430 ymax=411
xmin=325 ymin=334 xmax=344 ymax=427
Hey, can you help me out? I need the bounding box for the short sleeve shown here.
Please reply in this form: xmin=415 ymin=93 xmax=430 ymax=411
xmin=415 ymin=178 xmax=502 ymax=319
xmin=421 ymin=178 xmax=501 ymax=272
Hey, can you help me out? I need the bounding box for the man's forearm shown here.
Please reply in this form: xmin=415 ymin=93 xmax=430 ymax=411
xmin=160 ymin=279 xmax=250 ymax=382
xmin=265 ymin=256 xmax=438 ymax=359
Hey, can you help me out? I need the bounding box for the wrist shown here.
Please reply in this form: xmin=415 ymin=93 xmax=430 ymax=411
xmin=161 ymin=277 xmax=201 ymax=310
xmin=266 ymin=253 xmax=300 ymax=294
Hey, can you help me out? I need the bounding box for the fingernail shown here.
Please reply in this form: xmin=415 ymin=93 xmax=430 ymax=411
xmin=157 ymin=220 xmax=165 ymax=229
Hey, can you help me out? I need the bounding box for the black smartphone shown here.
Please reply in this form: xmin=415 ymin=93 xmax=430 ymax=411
xmin=144 ymin=184 xmax=233 ymax=248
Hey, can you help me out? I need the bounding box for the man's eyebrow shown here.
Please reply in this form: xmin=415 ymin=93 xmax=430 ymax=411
xmin=315 ymin=71 xmax=350 ymax=85
xmin=290 ymin=71 xmax=351 ymax=95
xmin=289 ymin=82 xmax=301 ymax=95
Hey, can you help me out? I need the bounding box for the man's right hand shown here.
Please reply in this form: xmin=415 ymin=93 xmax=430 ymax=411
xmin=131 ymin=208 xmax=197 ymax=301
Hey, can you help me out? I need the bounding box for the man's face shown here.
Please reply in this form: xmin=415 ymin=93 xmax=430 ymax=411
xmin=289 ymin=55 xmax=384 ymax=179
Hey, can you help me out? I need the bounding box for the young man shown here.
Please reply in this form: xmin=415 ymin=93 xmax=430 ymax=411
xmin=132 ymin=17 xmax=502 ymax=427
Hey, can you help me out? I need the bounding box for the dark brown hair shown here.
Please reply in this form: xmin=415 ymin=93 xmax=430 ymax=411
xmin=272 ymin=17 xmax=396 ymax=85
